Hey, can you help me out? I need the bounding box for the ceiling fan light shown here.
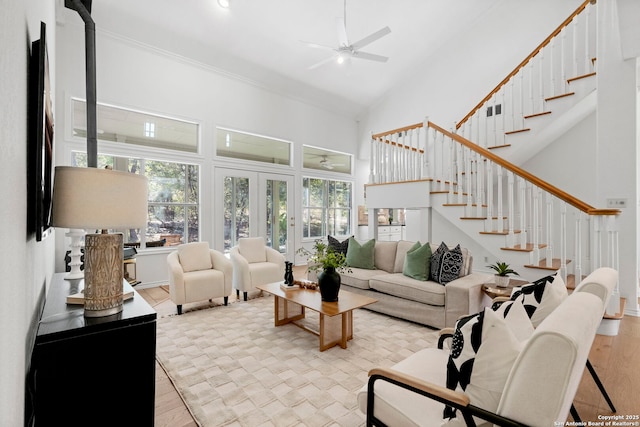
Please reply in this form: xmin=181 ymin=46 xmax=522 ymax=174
xmin=217 ymin=0 xmax=230 ymax=8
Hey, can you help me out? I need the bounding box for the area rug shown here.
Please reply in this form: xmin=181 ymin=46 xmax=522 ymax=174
xmin=155 ymin=294 xmax=439 ymax=426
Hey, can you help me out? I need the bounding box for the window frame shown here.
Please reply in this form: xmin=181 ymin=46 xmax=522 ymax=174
xmin=302 ymin=176 xmax=353 ymax=241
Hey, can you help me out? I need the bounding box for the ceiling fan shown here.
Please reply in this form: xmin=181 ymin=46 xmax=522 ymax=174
xmin=303 ymin=0 xmax=391 ymax=70
xmin=319 ymin=155 xmax=345 ymax=170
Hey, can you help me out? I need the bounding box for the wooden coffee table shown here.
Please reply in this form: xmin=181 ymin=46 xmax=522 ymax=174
xmin=257 ymin=282 xmax=377 ymax=351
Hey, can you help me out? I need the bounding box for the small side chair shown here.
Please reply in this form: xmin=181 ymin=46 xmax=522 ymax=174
xmin=230 ymin=237 xmax=285 ymax=301
xmin=167 ymin=242 xmax=232 ymax=315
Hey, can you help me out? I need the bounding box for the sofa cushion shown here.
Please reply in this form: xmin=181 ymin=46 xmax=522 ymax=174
xmin=369 ymin=273 xmax=446 ymax=306
xmin=238 ymin=237 xmax=267 ymax=263
xmin=339 ymin=268 xmax=383 ymax=290
xmin=327 ymin=235 xmax=350 ymax=255
xmin=177 ymin=242 xmax=212 ymax=273
xmin=393 ymin=240 xmax=418 ymax=273
xmin=346 ymin=237 xmax=375 ymax=269
xmin=402 ymin=241 xmax=432 ymax=281
xmin=431 ymin=242 xmax=464 ymax=285
xmin=511 ymin=272 xmax=568 ymax=327
xmin=374 ymin=241 xmax=398 ymax=273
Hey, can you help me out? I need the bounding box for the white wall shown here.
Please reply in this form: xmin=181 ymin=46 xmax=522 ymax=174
xmin=522 ymin=112 xmax=598 ymax=202
xmin=54 ymin=14 xmax=358 ymax=282
xmin=0 ymin=1 xmax=56 ymax=425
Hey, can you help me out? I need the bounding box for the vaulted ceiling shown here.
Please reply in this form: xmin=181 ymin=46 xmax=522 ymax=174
xmin=86 ymin=0 xmax=505 ymax=116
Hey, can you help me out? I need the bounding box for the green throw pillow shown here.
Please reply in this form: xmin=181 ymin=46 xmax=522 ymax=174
xmin=346 ymin=237 xmax=375 ymax=269
xmin=402 ymin=241 xmax=432 ymax=281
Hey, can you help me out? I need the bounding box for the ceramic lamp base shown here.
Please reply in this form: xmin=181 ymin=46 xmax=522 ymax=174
xmin=83 ymin=232 xmax=124 ymax=317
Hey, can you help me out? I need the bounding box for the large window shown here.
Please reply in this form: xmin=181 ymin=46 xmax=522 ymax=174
xmin=302 ymin=178 xmax=352 ymax=239
xmin=72 ymin=153 xmax=199 ymax=248
xmin=71 ymin=101 xmax=201 ymax=248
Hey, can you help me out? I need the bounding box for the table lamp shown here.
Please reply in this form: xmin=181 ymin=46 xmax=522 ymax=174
xmin=51 ymin=166 xmax=148 ymax=317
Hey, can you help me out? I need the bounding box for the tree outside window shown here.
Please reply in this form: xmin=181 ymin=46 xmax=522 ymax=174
xmin=302 ymin=177 xmax=351 ymax=239
xmin=72 ymin=152 xmax=199 ymax=248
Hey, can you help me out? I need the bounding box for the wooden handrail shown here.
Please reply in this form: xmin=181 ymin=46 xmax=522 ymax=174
xmin=427 ymin=121 xmax=620 ymax=216
xmin=372 ymin=122 xmax=423 ymax=140
xmin=376 ymin=137 xmax=425 ymax=153
xmin=456 ymin=0 xmax=592 ymax=129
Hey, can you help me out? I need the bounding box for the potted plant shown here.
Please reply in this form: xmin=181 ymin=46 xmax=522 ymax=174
xmin=297 ymin=240 xmax=350 ymax=301
xmin=487 ymin=261 xmax=519 ymax=288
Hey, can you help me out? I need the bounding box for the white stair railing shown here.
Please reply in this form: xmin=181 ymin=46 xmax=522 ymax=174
xmin=456 ymin=0 xmax=597 ymax=149
xmin=429 ymin=121 xmax=620 ymax=282
xmin=368 ymin=119 xmax=621 ymax=281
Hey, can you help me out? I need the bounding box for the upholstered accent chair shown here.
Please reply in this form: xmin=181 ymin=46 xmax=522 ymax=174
xmin=167 ymin=242 xmax=232 ymax=315
xmin=230 ymin=237 xmax=285 ymax=301
xmin=359 ymin=267 xmax=617 ymax=426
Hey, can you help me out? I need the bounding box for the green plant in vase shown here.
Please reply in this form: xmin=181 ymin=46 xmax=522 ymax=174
xmin=487 ymin=261 xmax=519 ymax=288
xmin=297 ymin=239 xmax=351 ymax=301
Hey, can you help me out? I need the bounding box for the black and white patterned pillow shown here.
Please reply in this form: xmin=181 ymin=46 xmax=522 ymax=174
xmin=327 ymin=235 xmax=350 ymax=255
xmin=430 ymin=242 xmax=447 ymax=282
xmin=431 ymin=242 xmax=464 ymax=285
xmin=510 ymin=273 xmax=567 ymax=327
xmin=444 ymin=310 xmax=484 ymax=418
xmin=439 ymin=244 xmax=464 ymax=284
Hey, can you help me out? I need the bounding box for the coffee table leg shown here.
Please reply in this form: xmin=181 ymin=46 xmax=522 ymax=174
xmin=274 ymin=295 xmax=304 ymax=326
xmin=341 ymin=312 xmax=348 ymax=348
xmin=319 ymin=312 xmax=349 ymax=351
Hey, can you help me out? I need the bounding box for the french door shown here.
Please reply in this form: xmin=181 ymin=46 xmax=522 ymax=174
xmin=214 ymin=168 xmax=295 ymax=261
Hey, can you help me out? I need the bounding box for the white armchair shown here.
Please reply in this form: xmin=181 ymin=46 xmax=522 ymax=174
xmin=167 ymin=242 xmax=232 ymax=315
xmin=230 ymin=237 xmax=285 ymax=301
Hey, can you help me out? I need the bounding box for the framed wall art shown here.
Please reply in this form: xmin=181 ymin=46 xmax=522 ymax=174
xmin=28 ymin=22 xmax=54 ymax=241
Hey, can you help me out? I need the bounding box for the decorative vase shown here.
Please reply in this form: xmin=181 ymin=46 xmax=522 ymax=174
xmin=494 ymin=275 xmax=510 ymax=288
xmin=284 ymin=261 xmax=294 ymax=285
xmin=317 ymin=266 xmax=341 ymax=302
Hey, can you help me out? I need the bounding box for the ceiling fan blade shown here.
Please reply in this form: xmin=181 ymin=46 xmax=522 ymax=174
xmin=336 ymin=17 xmax=349 ymax=47
xmin=352 ymin=51 xmax=388 ymax=63
xmin=300 ymin=40 xmax=335 ymax=51
xmin=308 ymin=55 xmax=338 ymax=70
xmin=351 ymin=26 xmax=391 ymax=51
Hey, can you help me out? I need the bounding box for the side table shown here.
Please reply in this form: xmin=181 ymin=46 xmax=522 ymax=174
xmin=481 ymin=278 xmax=529 ymax=300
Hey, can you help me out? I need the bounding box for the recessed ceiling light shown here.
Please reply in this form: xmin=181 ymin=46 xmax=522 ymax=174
xmin=217 ymin=0 xmax=230 ymax=8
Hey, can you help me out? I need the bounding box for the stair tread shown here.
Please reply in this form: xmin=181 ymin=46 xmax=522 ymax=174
xmin=523 ymin=258 xmax=570 ymax=270
xmin=480 ymin=230 xmax=522 ymax=235
xmin=545 ymin=92 xmax=575 ymax=102
xmin=567 ymin=71 xmax=596 ymax=84
xmin=501 ymin=243 xmax=547 ymax=252
xmin=524 ymin=111 xmax=552 ymax=119
xmin=505 ymin=128 xmax=531 ymax=135
xmin=603 ymin=297 xmax=626 ymax=320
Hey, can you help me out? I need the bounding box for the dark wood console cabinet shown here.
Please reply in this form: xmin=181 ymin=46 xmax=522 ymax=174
xmin=29 ymin=273 xmax=157 ymax=426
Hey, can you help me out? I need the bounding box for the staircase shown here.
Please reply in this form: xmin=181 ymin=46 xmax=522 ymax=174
xmin=365 ymin=0 xmax=622 ymax=289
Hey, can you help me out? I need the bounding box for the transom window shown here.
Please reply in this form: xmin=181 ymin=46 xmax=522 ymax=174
xmin=216 ymin=127 xmax=291 ymax=166
xmin=72 ymin=99 xmax=198 ymax=153
xmin=302 ymin=145 xmax=352 ymax=175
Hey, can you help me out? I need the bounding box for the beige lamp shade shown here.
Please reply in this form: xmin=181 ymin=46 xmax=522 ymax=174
xmin=51 ymin=166 xmax=148 ymax=230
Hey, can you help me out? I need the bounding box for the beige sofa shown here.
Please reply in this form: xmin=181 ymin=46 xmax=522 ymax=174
xmin=311 ymin=240 xmax=491 ymax=329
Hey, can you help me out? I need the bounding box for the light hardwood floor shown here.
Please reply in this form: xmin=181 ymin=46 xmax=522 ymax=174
xmin=139 ymin=282 xmax=640 ymax=425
